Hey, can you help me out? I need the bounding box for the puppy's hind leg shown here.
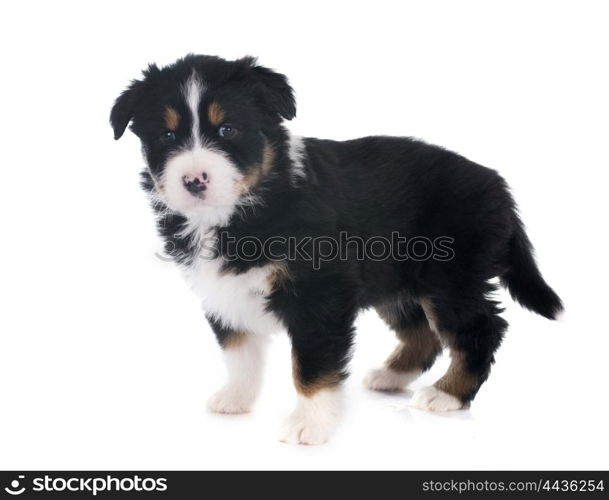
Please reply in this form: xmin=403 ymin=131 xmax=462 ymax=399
xmin=364 ymin=300 xmax=442 ymax=392
xmin=206 ymin=316 xmax=269 ymax=414
xmin=411 ymin=297 xmax=507 ymax=411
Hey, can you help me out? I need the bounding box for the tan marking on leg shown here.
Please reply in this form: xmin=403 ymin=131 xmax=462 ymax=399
xmin=386 ymin=322 xmax=442 ymax=373
xmin=419 ymin=299 xmax=478 ymax=401
xmin=434 ymin=350 xmax=479 ymax=402
xmin=208 ymin=100 xmax=225 ymax=126
xmin=164 ymin=106 xmax=180 ymax=131
xmin=266 ymin=261 xmax=291 ymax=292
xmin=375 ymin=301 xmax=401 ymax=330
xmin=375 ymin=302 xmax=442 ymax=373
xmin=420 ymin=298 xmax=440 ymax=333
xmin=292 ymin=352 xmax=341 ymax=397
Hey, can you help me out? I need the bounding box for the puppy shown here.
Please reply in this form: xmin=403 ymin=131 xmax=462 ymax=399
xmin=110 ymin=54 xmax=563 ymax=445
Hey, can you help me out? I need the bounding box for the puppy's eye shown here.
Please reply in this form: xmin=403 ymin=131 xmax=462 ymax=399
xmin=218 ymin=125 xmax=237 ymax=139
xmin=159 ymin=131 xmax=176 ymax=145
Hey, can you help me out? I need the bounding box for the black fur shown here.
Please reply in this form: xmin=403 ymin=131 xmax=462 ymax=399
xmin=111 ymin=54 xmax=563 ymax=405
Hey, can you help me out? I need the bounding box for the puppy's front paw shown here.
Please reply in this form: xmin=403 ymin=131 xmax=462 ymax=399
xmin=363 ymin=367 xmax=418 ymax=391
xmin=410 ymin=385 xmax=465 ymax=412
xmin=279 ymin=414 xmax=332 ymax=445
xmin=207 ymin=387 xmax=254 ymax=414
xmin=279 ymin=390 xmax=341 ymax=445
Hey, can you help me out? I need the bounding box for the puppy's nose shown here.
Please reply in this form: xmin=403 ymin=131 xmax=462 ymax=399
xmin=182 ymin=172 xmax=209 ymax=194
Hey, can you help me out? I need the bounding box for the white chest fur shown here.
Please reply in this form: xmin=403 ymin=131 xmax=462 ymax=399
xmin=182 ymin=255 xmax=284 ymax=336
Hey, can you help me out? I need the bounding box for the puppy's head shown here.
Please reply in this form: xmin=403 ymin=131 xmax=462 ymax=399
xmin=110 ymin=55 xmax=295 ymax=224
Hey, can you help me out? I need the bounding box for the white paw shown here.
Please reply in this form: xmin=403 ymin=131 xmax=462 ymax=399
xmin=207 ymin=387 xmax=255 ymax=414
xmin=279 ymin=390 xmax=341 ymax=445
xmin=279 ymin=413 xmax=333 ymax=445
xmin=410 ymin=385 xmax=464 ymax=412
xmin=363 ymin=367 xmax=419 ymax=391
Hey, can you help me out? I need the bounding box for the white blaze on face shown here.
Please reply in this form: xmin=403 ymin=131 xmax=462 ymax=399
xmin=184 ymin=73 xmax=204 ymax=149
xmin=158 ymin=73 xmax=244 ymax=227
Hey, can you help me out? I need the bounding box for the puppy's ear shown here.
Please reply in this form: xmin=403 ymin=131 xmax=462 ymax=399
xmin=244 ymin=57 xmax=296 ymax=121
xmin=110 ymin=79 xmax=144 ymax=140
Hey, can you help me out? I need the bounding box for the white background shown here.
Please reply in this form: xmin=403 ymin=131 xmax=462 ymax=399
xmin=1 ymin=0 xmax=608 ymax=470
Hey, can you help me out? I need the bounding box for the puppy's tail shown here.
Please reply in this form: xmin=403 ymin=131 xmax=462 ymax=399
xmin=501 ymin=217 xmax=563 ymax=320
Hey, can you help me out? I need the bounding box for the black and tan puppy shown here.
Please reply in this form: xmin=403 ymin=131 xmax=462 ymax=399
xmin=111 ymin=54 xmax=562 ymax=445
